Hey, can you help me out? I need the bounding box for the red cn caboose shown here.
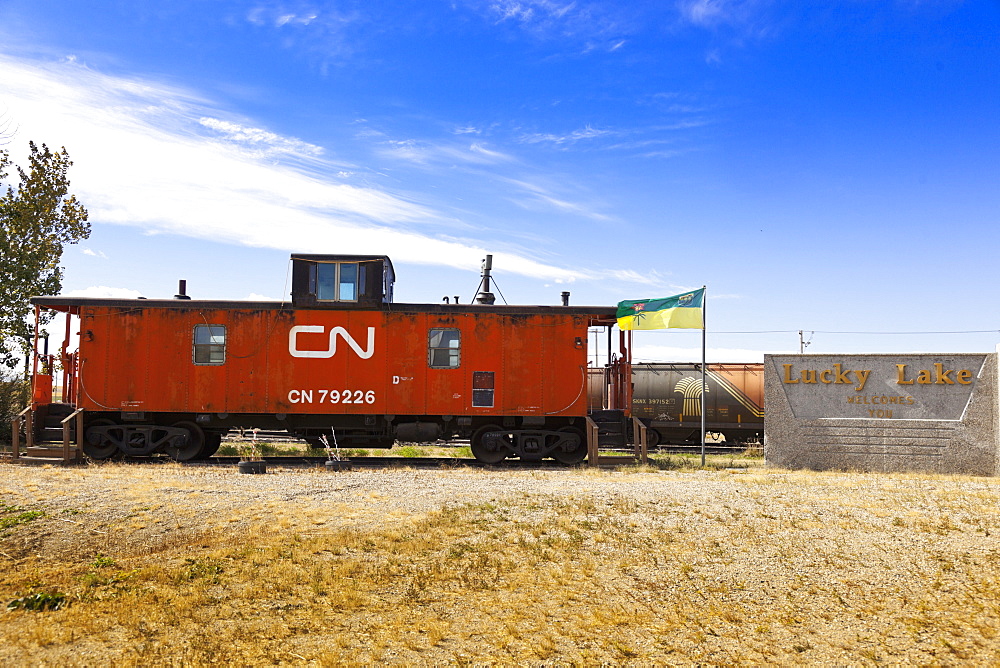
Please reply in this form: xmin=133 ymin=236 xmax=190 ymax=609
xmin=30 ymin=254 xmax=628 ymax=463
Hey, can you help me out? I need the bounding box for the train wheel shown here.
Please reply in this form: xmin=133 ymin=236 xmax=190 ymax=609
xmin=198 ymin=431 xmax=223 ymax=459
xmin=164 ymin=421 xmax=205 ymax=462
xmin=551 ymin=426 xmax=587 ymax=465
xmin=644 ymin=426 xmax=661 ymax=449
xmin=471 ymin=424 xmax=510 ymax=464
xmin=83 ymin=419 xmax=120 ymax=460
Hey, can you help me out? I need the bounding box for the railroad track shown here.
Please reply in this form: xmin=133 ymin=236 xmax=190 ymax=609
xmin=2 ymin=447 xmax=757 ymax=467
xmin=653 ymin=445 xmax=762 ymax=456
xmin=186 ymin=449 xmax=756 ymax=470
xmin=243 ymin=431 xmax=758 ymax=454
xmin=185 ymin=456 xmax=595 ymax=470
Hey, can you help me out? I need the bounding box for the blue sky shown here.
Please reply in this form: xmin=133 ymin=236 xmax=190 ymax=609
xmin=1 ymin=0 xmax=997 ymax=362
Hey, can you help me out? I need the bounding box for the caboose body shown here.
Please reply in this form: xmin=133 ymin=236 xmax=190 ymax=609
xmin=29 ymin=254 xmax=626 ymax=463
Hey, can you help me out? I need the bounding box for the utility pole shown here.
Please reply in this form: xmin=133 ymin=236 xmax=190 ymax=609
xmin=798 ymin=330 xmax=812 ymax=354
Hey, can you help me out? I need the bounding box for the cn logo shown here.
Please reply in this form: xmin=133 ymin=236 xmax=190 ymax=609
xmin=288 ymin=326 xmax=376 ymax=359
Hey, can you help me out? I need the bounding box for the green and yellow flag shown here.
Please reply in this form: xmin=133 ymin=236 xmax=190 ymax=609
xmin=617 ymin=288 xmax=705 ymax=330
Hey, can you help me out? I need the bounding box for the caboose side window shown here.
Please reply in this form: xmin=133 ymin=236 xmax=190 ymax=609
xmin=193 ymin=325 xmax=226 ymax=365
xmin=428 ymin=328 xmax=460 ymax=368
xmin=314 ymin=262 xmax=359 ymax=302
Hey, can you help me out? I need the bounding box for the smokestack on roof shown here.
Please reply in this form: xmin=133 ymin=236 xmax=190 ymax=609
xmin=474 ymin=255 xmax=496 ymax=305
xmin=174 ymin=280 xmax=192 ymax=300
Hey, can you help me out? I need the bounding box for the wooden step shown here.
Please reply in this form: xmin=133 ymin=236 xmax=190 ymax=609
xmin=592 ymin=455 xmax=642 ymax=464
xmin=14 ymin=455 xmax=85 ymax=466
xmin=25 ymin=444 xmax=80 ymax=454
xmin=16 ymin=445 xmax=84 ymax=464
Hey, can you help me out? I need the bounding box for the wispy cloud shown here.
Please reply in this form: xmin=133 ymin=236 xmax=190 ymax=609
xmin=462 ymin=0 xmax=774 ymax=53
xmin=81 ymin=248 xmax=108 ymax=259
xmin=639 ymin=149 xmax=689 ymax=159
xmin=379 ymin=137 xmax=516 ymax=166
xmin=365 ymin=122 xmax=617 ymax=224
xmin=502 ymin=177 xmax=614 ymax=222
xmin=514 ymin=190 xmax=611 ymax=221
xmin=243 ymin=4 xmax=365 ymax=64
xmin=276 ymin=13 xmax=318 ymax=27
xmin=517 ymin=119 xmax=709 ymax=157
xmin=198 ymin=117 xmax=324 ymax=158
xmin=675 ymin=0 xmax=777 ymax=38
xmin=605 ymin=269 xmax=673 ymax=286
xmin=486 ymin=0 xmax=578 ymax=25
xmin=602 ymin=270 xmax=713 ymax=297
xmin=468 ymin=143 xmax=515 ymax=162
xmin=459 ymin=0 xmax=637 ymax=47
xmin=519 ymin=125 xmax=618 ymax=146
xmin=0 ymin=51 xmax=584 ymax=282
xmin=246 ymin=5 xmax=347 ymax=30
xmin=679 ymin=0 xmax=731 ymax=27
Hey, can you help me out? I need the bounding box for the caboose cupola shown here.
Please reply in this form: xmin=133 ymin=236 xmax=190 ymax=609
xmin=290 ymin=254 xmax=395 ymax=307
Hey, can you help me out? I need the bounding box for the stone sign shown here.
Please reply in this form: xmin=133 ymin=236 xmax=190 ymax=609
xmin=765 ymin=353 xmax=998 ymax=475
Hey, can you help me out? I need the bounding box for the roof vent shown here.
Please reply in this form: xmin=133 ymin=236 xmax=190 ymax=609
xmin=174 ymin=279 xmax=192 ymax=300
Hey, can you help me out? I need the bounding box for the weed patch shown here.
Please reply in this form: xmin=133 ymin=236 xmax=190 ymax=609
xmin=0 ymin=506 xmax=44 ymax=532
xmin=7 ymin=592 xmax=67 ymax=611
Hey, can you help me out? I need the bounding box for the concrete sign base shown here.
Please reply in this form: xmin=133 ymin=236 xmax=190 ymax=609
xmin=764 ymin=354 xmax=998 ymax=476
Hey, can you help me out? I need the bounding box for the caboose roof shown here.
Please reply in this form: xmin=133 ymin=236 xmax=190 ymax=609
xmin=290 ymin=254 xmax=394 ymax=272
xmin=30 ymin=296 xmax=618 ymax=324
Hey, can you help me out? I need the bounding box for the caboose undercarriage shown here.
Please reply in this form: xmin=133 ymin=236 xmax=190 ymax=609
xmin=78 ymin=411 xmax=592 ymax=464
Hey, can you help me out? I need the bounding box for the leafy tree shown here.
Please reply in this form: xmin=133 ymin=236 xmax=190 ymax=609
xmin=0 ymin=369 xmax=28 ymax=443
xmin=0 ymin=142 xmax=90 ymax=369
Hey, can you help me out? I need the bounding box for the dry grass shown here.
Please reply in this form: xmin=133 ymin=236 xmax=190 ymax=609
xmin=2 ymin=462 xmax=1000 ymax=664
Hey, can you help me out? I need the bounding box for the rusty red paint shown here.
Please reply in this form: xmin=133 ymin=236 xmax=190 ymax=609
xmin=73 ymin=306 xmax=600 ymax=418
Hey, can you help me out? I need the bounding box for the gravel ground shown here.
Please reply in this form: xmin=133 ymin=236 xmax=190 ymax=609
xmin=2 ymin=462 xmax=743 ymax=558
xmin=4 ymin=461 xmax=1000 ymax=664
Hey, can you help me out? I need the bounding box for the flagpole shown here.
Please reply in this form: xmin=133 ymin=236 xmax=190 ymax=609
xmin=701 ymin=286 xmax=707 ymax=467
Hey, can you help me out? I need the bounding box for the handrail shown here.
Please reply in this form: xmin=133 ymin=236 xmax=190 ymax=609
xmin=61 ymin=408 xmax=85 ymax=463
xmin=12 ymin=406 xmax=34 ymax=460
xmin=586 ymin=417 xmax=600 ymax=467
xmin=631 ymin=416 xmax=649 ymax=465
xmin=586 ymin=414 xmax=648 ymax=467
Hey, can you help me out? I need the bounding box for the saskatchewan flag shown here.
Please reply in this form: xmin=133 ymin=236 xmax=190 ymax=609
xmin=617 ymin=288 xmax=705 ymax=330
